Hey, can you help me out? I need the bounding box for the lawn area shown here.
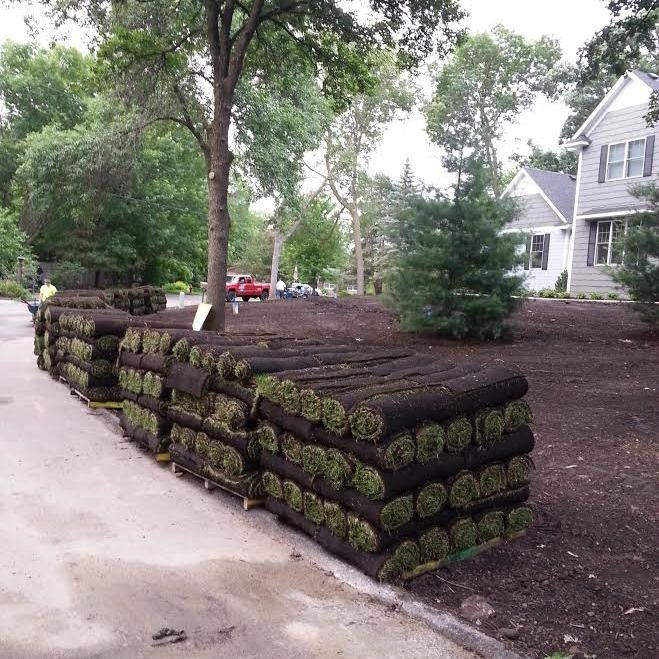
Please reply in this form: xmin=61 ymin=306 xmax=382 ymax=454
xmin=225 ymin=296 xmax=658 ymax=658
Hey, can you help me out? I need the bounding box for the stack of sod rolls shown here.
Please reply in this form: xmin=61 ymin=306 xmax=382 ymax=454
xmin=55 ymin=308 xmax=135 ymax=402
xmin=251 ymin=357 xmax=535 ymax=582
xmin=35 ymin=293 xmax=109 ymax=375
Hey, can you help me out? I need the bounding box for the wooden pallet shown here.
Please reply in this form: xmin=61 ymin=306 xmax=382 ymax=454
xmin=171 ymin=461 xmax=265 ymax=511
xmin=59 ymin=376 xmax=123 ymax=409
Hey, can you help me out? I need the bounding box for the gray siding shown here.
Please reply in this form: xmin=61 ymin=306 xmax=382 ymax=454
xmin=577 ymin=103 xmax=659 ymax=217
xmin=507 ymin=193 xmax=565 ymax=230
xmin=569 ymin=218 xmax=627 ymax=296
xmin=519 ymin=228 xmax=569 ymax=291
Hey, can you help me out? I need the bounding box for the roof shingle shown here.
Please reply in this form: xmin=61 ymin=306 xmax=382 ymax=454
xmin=523 ymin=168 xmax=576 ymax=222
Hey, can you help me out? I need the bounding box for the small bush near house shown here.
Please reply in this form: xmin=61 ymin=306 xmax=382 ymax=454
xmin=575 ymin=292 xmax=587 ymax=299
xmin=0 ymin=279 xmax=29 ymax=299
xmin=590 ymin=292 xmax=603 ymax=300
xmin=607 ymin=292 xmax=619 ymax=300
xmin=554 ymin=269 xmax=568 ymax=292
xmin=163 ymin=281 xmax=189 ymax=293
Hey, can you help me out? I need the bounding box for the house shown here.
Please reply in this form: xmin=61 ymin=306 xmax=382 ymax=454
xmin=502 ymin=167 xmax=576 ymax=290
xmin=504 ymin=69 xmax=658 ymax=296
xmin=563 ymin=69 xmax=658 ymax=296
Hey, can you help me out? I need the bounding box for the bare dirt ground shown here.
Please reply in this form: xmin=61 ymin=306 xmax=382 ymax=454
xmin=226 ymin=296 xmax=658 ymax=659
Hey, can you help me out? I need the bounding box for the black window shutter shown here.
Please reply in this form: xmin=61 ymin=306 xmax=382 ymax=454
xmin=643 ymin=135 xmax=655 ymax=176
xmin=598 ymin=145 xmax=608 ymax=183
xmin=524 ymin=235 xmax=532 ymax=270
xmin=541 ymin=233 xmax=551 ymax=270
xmin=586 ymin=222 xmax=598 ymax=266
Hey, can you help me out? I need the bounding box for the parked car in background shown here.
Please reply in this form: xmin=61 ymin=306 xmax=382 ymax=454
xmin=225 ymin=274 xmax=270 ymax=302
xmin=287 ymin=282 xmax=314 ymax=298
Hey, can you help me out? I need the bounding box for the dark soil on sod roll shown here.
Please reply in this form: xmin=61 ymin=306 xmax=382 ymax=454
xmin=260 ymin=451 xmax=412 ymax=531
xmin=136 ymin=394 xmax=168 ymax=414
xmin=315 ymin=526 xmax=420 ymax=582
xmin=201 ymin=419 xmax=261 ymax=461
xmin=349 ymin=426 xmax=534 ymax=500
xmin=208 ymin=376 xmax=255 ymax=407
xmin=120 ymin=416 xmax=169 ymax=453
xmin=166 ymin=406 xmax=204 ymax=431
xmin=166 ymin=362 xmax=209 ymax=398
xmin=265 ymin=495 xmax=320 ymax=538
xmin=256 ymin=399 xmax=416 ymax=471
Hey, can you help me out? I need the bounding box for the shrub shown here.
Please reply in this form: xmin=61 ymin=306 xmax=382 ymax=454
xmin=386 ymin=168 xmax=524 ymax=340
xmin=554 ymin=269 xmax=568 ymax=292
xmin=51 ymin=260 xmax=87 ymax=289
xmin=575 ymin=292 xmax=587 ymax=299
xmin=337 ymin=290 xmax=351 ymax=297
xmin=590 ymin=292 xmax=603 ymax=300
xmin=607 ymin=292 xmax=619 ymax=300
xmin=0 ymin=278 xmax=29 ymax=299
xmin=163 ymin=280 xmax=189 ymax=293
xmin=538 ymin=288 xmax=557 ymax=298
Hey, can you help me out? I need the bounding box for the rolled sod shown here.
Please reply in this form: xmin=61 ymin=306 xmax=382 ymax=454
xmin=136 ymin=394 xmax=168 ymax=415
xmin=262 ymin=471 xmax=283 ymax=498
xmin=450 ymin=518 xmax=478 ymax=552
xmin=506 ymin=506 xmax=533 ymax=535
xmin=506 ymin=455 xmax=534 ymax=488
xmin=201 ymin=419 xmax=261 ymax=461
xmin=212 ymin=394 xmax=248 ymax=430
xmin=258 ymin=399 xmax=416 ymax=472
xmin=167 ymin=406 xmax=204 ymax=432
xmin=281 ymin=433 xmax=303 ymax=464
xmin=166 ymin=362 xmax=209 ymax=398
xmin=299 ymin=388 xmax=322 ymax=422
xmin=348 ymin=514 xmax=379 ymax=552
xmin=121 ymin=416 xmax=169 ymax=452
xmin=195 ymin=431 xmax=212 ymax=458
xmin=171 ymin=424 xmax=197 ymax=451
xmin=322 ymin=448 xmax=354 ymax=489
xmin=416 ymin=482 xmax=448 ymax=518
xmin=419 ymin=527 xmax=450 ymax=564
xmin=317 ymin=527 xmax=420 ymax=582
xmin=283 ymin=480 xmax=303 ymax=512
xmin=479 ymin=463 xmax=506 ymax=497
xmin=169 ymin=443 xmax=264 ymax=498
xmin=302 ymin=444 xmax=327 ymax=478
xmin=265 ymin=496 xmax=320 ymax=538
xmin=448 ymin=471 xmax=480 ymax=509
xmin=349 ymin=387 xmax=456 ymax=443
xmin=303 ymin=491 xmax=325 ymax=525
xmin=445 ymin=417 xmax=473 ymax=453
xmin=462 ymin=485 xmax=530 ymax=516
xmin=259 ymin=452 xmax=412 ymax=532
xmin=323 ymin=500 xmax=348 ymax=537
xmin=208 ymin=376 xmax=256 ymax=407
xmin=475 ymin=408 xmax=505 ymax=444
xmin=255 ymin=423 xmax=279 ymax=453
xmin=476 ymin=511 xmax=505 ymax=543
xmin=504 ymin=399 xmax=533 ymax=431
xmin=415 ymin=423 xmax=445 ymax=463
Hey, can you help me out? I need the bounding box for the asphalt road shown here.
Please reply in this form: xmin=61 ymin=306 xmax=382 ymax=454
xmin=0 ymin=299 xmax=477 ymax=659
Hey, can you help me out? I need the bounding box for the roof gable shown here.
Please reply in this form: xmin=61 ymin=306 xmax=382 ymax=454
xmin=502 ymin=167 xmax=576 ymax=224
xmin=565 ymin=70 xmax=656 ymax=147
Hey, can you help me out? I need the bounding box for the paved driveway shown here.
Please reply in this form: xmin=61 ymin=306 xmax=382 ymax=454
xmin=0 ymin=299 xmax=477 ymax=659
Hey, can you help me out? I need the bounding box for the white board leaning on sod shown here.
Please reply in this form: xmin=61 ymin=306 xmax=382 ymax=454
xmin=192 ymin=303 xmax=213 ymax=331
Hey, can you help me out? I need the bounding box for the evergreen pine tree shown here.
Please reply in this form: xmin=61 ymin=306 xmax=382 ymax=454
xmin=612 ymin=184 xmax=659 ymax=325
xmin=386 ymin=166 xmax=525 ymax=339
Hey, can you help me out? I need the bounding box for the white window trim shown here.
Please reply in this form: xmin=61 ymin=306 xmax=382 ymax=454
xmin=605 ymin=137 xmax=646 ymax=182
xmin=529 ymin=234 xmax=545 ymax=269
xmin=594 ymin=220 xmax=625 ymax=267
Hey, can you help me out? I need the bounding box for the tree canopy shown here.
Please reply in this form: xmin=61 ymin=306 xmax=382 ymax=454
xmin=425 ymin=25 xmax=564 ymax=195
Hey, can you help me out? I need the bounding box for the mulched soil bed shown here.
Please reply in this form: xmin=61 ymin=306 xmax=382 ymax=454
xmin=222 ymin=296 xmax=658 ymax=659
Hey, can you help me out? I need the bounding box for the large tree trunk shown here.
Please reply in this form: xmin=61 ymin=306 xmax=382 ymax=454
xmin=350 ymin=204 xmax=365 ymax=295
xmin=205 ymin=104 xmax=233 ymax=330
xmin=269 ymin=228 xmax=284 ymax=300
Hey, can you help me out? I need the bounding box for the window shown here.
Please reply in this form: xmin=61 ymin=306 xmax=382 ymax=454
xmin=529 ymin=234 xmax=545 ymax=269
xmin=606 ymin=138 xmax=646 ymax=180
xmin=595 ymin=220 xmax=624 ymax=265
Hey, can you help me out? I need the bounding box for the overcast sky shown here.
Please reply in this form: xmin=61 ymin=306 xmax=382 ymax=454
xmin=0 ymin=0 xmax=612 ymax=196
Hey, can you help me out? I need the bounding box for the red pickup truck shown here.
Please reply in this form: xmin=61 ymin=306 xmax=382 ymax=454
xmin=225 ymin=274 xmax=270 ymax=302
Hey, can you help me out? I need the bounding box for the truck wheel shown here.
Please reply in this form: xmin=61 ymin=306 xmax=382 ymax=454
xmin=241 ymin=296 xmax=250 ymax=302
xmin=260 ymin=291 xmax=268 ymax=302
xmin=227 ymin=291 xmax=236 ymax=302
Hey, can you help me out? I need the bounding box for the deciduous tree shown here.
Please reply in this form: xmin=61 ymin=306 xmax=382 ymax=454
xmin=39 ymin=0 xmax=463 ymax=328
xmin=425 ymin=26 xmax=564 ymax=195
